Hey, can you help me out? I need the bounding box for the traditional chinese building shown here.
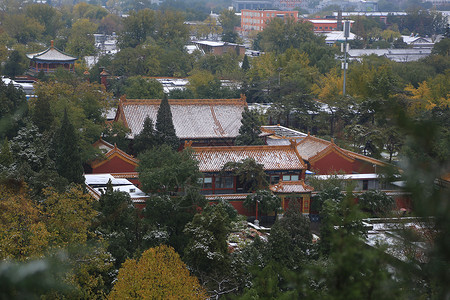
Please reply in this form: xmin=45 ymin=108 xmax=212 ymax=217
xmin=114 ymin=96 xmax=247 ymax=147
xmin=26 ymin=40 xmax=77 ymax=76
xmin=262 ymin=125 xmax=386 ymax=175
xmin=193 ymin=143 xmax=313 ymax=216
xmin=90 ymin=138 xmax=140 ymax=186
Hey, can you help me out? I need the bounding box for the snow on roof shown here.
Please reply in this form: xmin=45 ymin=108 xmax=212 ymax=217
xmin=295 ymin=135 xmax=330 ymax=160
xmin=261 ymin=125 xmax=307 ymax=138
xmin=270 ymin=180 xmax=313 ymax=193
xmin=117 ymin=98 xmax=246 ymax=139
xmin=307 ymin=19 xmax=355 ymax=24
xmin=193 ymin=144 xmax=307 ymax=172
xmin=85 ymin=173 xmax=149 ymax=201
xmin=323 ymin=31 xmax=356 ymax=42
xmin=313 ymin=173 xmax=380 ymax=180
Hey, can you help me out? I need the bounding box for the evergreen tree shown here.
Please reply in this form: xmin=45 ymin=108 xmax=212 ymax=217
xmin=155 ymin=94 xmax=179 ymax=150
xmin=32 ymin=96 xmax=54 ymax=133
xmin=133 ymin=116 xmax=157 ymax=155
xmin=235 ymin=107 xmax=264 ymax=146
xmin=3 ymin=50 xmax=25 ymax=79
xmin=53 ymin=110 xmax=84 ymax=184
xmin=95 ymin=180 xmax=141 ymax=269
xmin=0 ymin=138 xmax=13 ymax=168
xmin=242 ymin=54 xmax=250 ymax=72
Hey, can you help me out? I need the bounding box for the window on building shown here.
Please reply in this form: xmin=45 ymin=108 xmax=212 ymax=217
xmin=282 ymin=174 xmax=300 ymax=181
xmin=363 ymin=180 xmax=369 ymax=190
xmin=199 ymin=177 xmax=213 ymax=189
xmin=270 ymin=175 xmax=280 ymax=185
xmin=216 ymin=177 xmax=234 ymax=189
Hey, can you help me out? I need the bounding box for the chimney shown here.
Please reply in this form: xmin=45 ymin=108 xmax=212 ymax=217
xmin=337 ymin=10 xmax=343 ymax=31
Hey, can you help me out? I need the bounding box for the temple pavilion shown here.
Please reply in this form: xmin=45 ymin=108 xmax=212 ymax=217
xmin=26 ymin=40 xmax=77 ymax=76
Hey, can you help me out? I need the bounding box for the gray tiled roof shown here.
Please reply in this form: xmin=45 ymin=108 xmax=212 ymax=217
xmin=117 ymin=98 xmax=246 ymax=139
xmin=26 ymin=45 xmax=77 ymax=62
xmin=193 ymin=145 xmax=307 ymax=172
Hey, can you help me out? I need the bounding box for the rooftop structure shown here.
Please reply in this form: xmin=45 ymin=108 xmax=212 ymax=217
xmin=306 ymin=19 xmax=354 ymax=33
xmin=347 ymin=48 xmax=432 ymax=62
xmin=85 ymin=173 xmax=149 ymax=204
xmin=193 ymin=41 xmax=246 ymax=56
xmin=114 ymin=96 xmax=247 ymax=145
xmin=26 ymin=40 xmax=77 ymax=75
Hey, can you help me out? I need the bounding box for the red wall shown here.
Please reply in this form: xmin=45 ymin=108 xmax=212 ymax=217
xmin=353 ymin=159 xmax=376 ymax=173
xmin=312 ymin=151 xmax=354 ymax=174
xmin=92 ymin=156 xmax=137 ymax=174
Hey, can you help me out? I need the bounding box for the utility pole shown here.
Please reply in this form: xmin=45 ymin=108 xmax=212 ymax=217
xmin=342 ymin=20 xmax=350 ymax=96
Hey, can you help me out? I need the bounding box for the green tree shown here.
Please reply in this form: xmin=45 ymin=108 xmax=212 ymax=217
xmin=184 ymin=203 xmax=232 ymax=274
xmin=268 ymin=200 xmax=312 ymax=269
xmin=219 ymin=8 xmax=239 ymax=43
xmin=123 ymin=76 xmax=164 ymax=99
xmin=25 ymin=4 xmax=63 ymax=39
xmin=358 ymin=190 xmax=395 ymax=216
xmin=235 ymin=107 xmax=264 ymax=146
xmin=67 ymin=18 xmax=98 ymax=58
xmin=53 ymin=110 xmax=84 ymax=184
xmin=244 ymin=190 xmax=281 ymax=217
xmin=242 ymin=54 xmax=250 ymax=72
xmin=138 ymin=145 xmax=201 ymax=195
xmin=3 ymin=50 xmax=26 ymax=79
xmin=0 ymin=78 xmax=28 ymax=139
xmin=109 ymin=245 xmax=206 ymax=299
xmin=432 ymin=38 xmax=450 ymax=56
xmin=95 ymin=180 xmax=141 ymax=269
xmin=155 ymin=94 xmax=179 ymax=150
xmin=222 ymin=158 xmax=269 ymax=193
xmin=133 ymin=116 xmax=157 ymax=155
xmin=0 ymin=138 xmax=13 ymax=168
xmin=32 ymin=95 xmax=54 ymax=133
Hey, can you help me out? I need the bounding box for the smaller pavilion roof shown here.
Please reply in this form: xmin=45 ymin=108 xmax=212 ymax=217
xmin=270 ymin=180 xmax=314 ymax=193
xmin=26 ymin=40 xmax=77 ymax=62
xmin=193 ymin=144 xmax=307 ymax=173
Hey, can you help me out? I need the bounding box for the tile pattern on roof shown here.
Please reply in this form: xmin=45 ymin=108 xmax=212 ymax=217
xmin=295 ymin=135 xmax=330 ymax=160
xmin=205 ymin=194 xmax=251 ymax=201
xmin=268 ymin=130 xmax=386 ymax=166
xmin=118 ymin=98 xmax=246 ymax=139
xmin=261 ymin=125 xmax=308 ymax=138
xmin=270 ymin=180 xmax=314 ymax=193
xmin=26 ymin=44 xmax=77 ymax=61
xmin=193 ymin=145 xmax=306 ymax=172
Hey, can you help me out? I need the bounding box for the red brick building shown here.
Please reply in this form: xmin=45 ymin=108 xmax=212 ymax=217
xmin=240 ymin=9 xmax=299 ymax=32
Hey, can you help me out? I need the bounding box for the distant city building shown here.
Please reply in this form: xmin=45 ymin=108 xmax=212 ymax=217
xmin=192 ymin=40 xmax=246 ymax=56
xmin=240 ymin=9 xmax=299 ymax=32
xmin=347 ymin=48 xmax=432 ymax=62
xmin=306 ymin=19 xmax=354 ymax=33
xmin=332 ymin=11 xmax=408 ymax=24
xmin=232 ymin=0 xmax=274 ymax=12
xmin=274 ymin=0 xmax=303 ymax=10
xmin=26 ymin=40 xmax=77 ymax=76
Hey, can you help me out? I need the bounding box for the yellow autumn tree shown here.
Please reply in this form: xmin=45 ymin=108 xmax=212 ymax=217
xmin=109 ymin=245 xmax=207 ymax=300
xmin=312 ymin=68 xmax=343 ymax=102
xmin=405 ymin=76 xmax=450 ymax=115
xmin=43 ymin=185 xmax=97 ymax=247
xmin=0 ymin=184 xmax=50 ymax=260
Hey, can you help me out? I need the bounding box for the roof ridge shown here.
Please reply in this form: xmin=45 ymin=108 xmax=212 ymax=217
xmin=121 ymin=98 xmax=247 ymax=106
xmin=193 ymin=144 xmax=296 ymax=152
